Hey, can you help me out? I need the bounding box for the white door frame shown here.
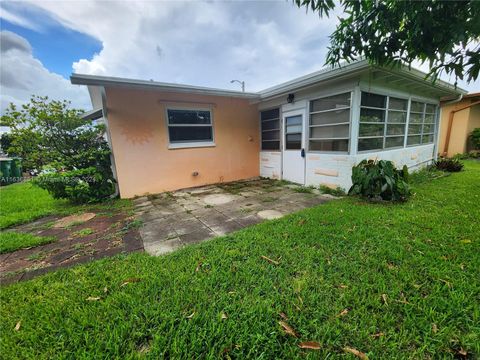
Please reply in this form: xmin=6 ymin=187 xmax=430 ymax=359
xmin=281 ymin=104 xmax=307 ymax=184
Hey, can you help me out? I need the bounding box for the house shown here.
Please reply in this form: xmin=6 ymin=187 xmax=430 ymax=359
xmin=71 ymin=60 xmax=465 ymax=199
xmin=438 ymin=92 xmax=480 ymax=158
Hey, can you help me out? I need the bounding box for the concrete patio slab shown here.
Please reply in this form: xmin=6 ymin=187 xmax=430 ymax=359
xmin=137 ymin=178 xmax=337 ymax=255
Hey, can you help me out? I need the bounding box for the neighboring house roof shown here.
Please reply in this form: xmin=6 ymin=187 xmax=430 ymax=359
xmin=81 ymin=108 xmax=103 ymax=121
xmin=71 ymin=60 xmax=466 ymax=104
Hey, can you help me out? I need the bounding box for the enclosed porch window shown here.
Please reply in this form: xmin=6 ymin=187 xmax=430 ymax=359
xmin=308 ymin=92 xmax=351 ymax=152
xmin=260 ymin=108 xmax=280 ymax=150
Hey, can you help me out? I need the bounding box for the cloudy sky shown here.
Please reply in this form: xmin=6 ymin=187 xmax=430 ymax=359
xmin=1 ymin=0 xmax=479 ymax=113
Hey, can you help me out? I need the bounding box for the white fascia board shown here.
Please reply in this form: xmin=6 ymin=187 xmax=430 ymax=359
xmin=71 ymin=74 xmax=260 ymax=99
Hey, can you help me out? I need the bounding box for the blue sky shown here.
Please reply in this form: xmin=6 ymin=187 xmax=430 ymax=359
xmin=1 ymin=1 xmax=478 ymax=113
xmin=1 ymin=18 xmax=101 ymax=78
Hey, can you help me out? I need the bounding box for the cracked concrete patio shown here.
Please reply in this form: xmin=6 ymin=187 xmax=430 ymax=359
xmin=134 ymin=178 xmax=337 ymax=255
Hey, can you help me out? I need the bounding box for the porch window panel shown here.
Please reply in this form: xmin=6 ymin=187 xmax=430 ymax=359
xmin=407 ymin=135 xmax=422 ymax=145
xmin=261 ymin=108 xmax=280 ymax=151
xmin=385 ymin=136 xmax=405 ymax=148
xmin=410 ymin=101 xmax=425 ymax=113
xmin=425 ymin=104 xmax=436 ymax=114
xmin=360 ymin=108 xmax=385 ymax=122
xmin=310 ymin=109 xmax=350 ymax=126
xmin=408 ymin=124 xmax=422 ymax=135
xmin=422 ymin=123 xmax=434 ymax=133
xmin=262 ymin=130 xmax=280 ymax=141
xmin=424 ymin=114 xmax=435 ymax=123
xmin=310 ymin=93 xmax=350 ymax=112
xmin=358 ymin=137 xmax=383 ymax=151
xmin=389 ymin=97 xmax=408 ymax=111
xmin=359 ymin=123 xmax=384 ymax=137
xmin=262 ymin=141 xmax=280 ymax=150
xmin=422 ymin=134 xmax=434 ymax=144
xmin=409 ymin=113 xmax=423 ymax=124
xmin=261 ymin=119 xmax=279 ymax=131
xmin=310 ymin=124 xmax=349 ymax=139
xmin=361 ymin=92 xmax=386 ymax=108
xmin=386 ymin=123 xmax=406 ymax=136
xmin=387 ymin=111 xmax=407 ymax=123
xmin=308 ymin=92 xmax=351 ymax=153
xmin=261 ymin=108 xmax=280 ymax=121
xmin=309 ymin=139 xmax=348 ymax=152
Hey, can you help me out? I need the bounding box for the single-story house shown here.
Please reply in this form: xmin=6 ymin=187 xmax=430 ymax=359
xmin=71 ymin=60 xmax=465 ymax=199
xmin=438 ymin=92 xmax=480 ymax=157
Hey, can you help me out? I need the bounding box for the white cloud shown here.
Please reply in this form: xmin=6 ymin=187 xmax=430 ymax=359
xmin=1 ymin=0 xmax=478 ymax=115
xmin=0 ymin=31 xmax=90 ymax=112
xmin=0 ymin=7 xmax=41 ymax=31
xmin=19 ymin=1 xmax=339 ymax=92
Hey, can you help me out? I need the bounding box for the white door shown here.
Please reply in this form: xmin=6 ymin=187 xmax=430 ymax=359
xmin=282 ymin=111 xmax=305 ymax=184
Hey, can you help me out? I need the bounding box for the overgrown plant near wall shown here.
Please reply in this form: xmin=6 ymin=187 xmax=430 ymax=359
xmin=349 ymin=160 xmax=411 ymax=202
xmin=470 ymin=128 xmax=480 ymax=150
xmin=435 ymin=158 xmax=464 ymax=172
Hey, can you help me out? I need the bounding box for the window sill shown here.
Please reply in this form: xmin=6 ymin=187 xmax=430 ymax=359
xmin=168 ymin=142 xmax=216 ymax=150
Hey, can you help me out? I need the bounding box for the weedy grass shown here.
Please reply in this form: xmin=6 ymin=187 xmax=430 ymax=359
xmin=0 ymin=181 xmax=133 ymax=229
xmin=0 ymin=232 xmax=56 ymax=254
xmin=73 ymin=228 xmax=95 ymax=237
xmin=1 ymin=161 xmax=479 ymax=358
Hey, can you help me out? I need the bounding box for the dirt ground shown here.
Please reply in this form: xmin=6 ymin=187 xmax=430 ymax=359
xmin=0 ymin=211 xmax=143 ymax=286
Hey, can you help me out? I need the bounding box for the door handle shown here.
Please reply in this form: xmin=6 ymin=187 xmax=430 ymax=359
xmin=301 ymin=148 xmax=305 ymax=158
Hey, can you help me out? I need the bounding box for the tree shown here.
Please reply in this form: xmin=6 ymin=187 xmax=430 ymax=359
xmin=1 ymin=96 xmax=115 ymax=202
xmin=295 ymin=0 xmax=480 ymax=85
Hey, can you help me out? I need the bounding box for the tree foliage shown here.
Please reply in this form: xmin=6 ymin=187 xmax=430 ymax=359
xmin=294 ymin=0 xmax=480 ymax=84
xmin=1 ymin=96 xmax=115 ymax=203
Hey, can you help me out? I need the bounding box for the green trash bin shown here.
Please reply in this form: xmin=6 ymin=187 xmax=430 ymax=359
xmin=10 ymin=158 xmax=22 ymax=180
xmin=0 ymin=158 xmax=12 ymax=185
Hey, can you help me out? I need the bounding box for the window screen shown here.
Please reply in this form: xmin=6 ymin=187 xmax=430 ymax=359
xmin=260 ymin=108 xmax=280 ymax=150
xmin=167 ymin=109 xmax=213 ymax=144
xmin=309 ymin=92 xmax=351 ymax=153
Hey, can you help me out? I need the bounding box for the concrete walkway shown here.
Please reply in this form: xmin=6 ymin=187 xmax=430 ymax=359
xmin=135 ymin=178 xmax=336 ymax=255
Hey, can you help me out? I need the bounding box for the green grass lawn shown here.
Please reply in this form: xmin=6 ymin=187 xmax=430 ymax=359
xmin=0 ymin=232 xmax=56 ymax=254
xmin=1 ymin=162 xmax=479 ymax=359
xmin=0 ymin=182 xmax=76 ymax=229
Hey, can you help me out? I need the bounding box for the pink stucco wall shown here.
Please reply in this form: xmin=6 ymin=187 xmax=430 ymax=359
xmin=105 ymin=87 xmax=260 ymax=198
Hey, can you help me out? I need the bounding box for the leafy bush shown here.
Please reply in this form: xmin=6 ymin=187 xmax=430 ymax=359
xmin=34 ymin=167 xmax=115 ymax=204
xmin=469 ymin=128 xmax=480 ymax=150
xmin=349 ymin=160 xmax=411 ymax=202
xmin=435 ymin=158 xmax=464 ymax=172
xmin=1 ymin=96 xmax=116 ymax=203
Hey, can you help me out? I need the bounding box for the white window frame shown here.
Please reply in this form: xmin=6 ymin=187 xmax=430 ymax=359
xmin=358 ymin=92 xmax=409 ymax=153
xmin=166 ymin=107 xmax=215 ymax=149
xmin=357 ymin=91 xmax=437 ymax=153
xmin=307 ymin=91 xmax=353 ymax=154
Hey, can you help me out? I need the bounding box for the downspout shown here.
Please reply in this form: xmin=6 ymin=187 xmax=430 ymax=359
xmin=100 ymin=86 xmax=120 ymax=198
xmin=443 ymin=98 xmax=480 ymax=156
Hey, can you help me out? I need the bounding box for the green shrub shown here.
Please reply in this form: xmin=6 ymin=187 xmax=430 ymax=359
xmin=435 ymin=157 xmax=464 ymax=172
xmin=34 ymin=167 xmax=115 ymax=204
xmin=469 ymin=128 xmax=480 ymax=150
xmin=348 ymin=159 xmax=411 ymax=202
